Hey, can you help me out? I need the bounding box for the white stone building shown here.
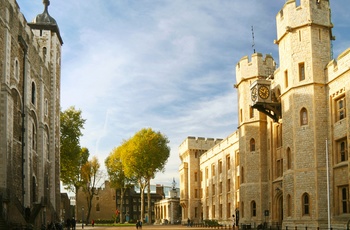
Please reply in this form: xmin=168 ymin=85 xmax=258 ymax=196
xmin=180 ymin=0 xmax=350 ymax=229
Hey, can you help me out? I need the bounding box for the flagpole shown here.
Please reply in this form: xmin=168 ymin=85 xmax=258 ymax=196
xmin=326 ymin=139 xmax=331 ymax=229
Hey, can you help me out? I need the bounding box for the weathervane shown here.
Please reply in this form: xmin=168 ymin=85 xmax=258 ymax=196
xmin=251 ymin=25 xmax=256 ymax=53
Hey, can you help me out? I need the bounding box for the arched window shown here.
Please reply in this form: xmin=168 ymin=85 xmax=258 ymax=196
xmin=31 ymin=82 xmax=36 ymax=105
xmin=302 ymin=193 xmax=310 ymax=215
xmin=287 ymin=194 xmax=292 ymax=217
xmin=32 ymin=176 xmax=37 ymax=203
xmin=43 ymin=47 xmax=47 ymax=60
xmin=286 ymin=147 xmax=291 ymax=169
xmin=251 ymin=201 xmax=256 ymax=217
xmin=250 ymin=138 xmax=255 ymax=152
xmin=15 ymin=59 xmax=19 ymax=80
xmin=300 ymin=108 xmax=308 ymax=125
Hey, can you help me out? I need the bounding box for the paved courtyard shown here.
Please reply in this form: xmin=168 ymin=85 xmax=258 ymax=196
xmin=78 ymin=225 xmax=233 ymax=230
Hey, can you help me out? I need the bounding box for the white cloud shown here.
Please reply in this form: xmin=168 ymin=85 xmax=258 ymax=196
xmin=16 ymin=0 xmax=350 ymax=187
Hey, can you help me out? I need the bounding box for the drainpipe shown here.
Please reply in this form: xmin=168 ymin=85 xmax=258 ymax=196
xmin=18 ymin=35 xmax=27 ymax=211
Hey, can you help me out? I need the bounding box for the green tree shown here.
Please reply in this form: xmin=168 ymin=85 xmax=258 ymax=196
xmin=105 ymin=145 xmax=136 ymax=223
xmin=121 ymin=128 xmax=170 ymax=223
xmin=60 ymin=106 xmax=88 ymax=216
xmin=81 ymin=156 xmax=103 ymax=224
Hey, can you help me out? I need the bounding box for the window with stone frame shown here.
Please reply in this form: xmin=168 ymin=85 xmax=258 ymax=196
xmin=249 ymin=106 xmax=254 ymax=118
xmin=299 ymin=62 xmax=305 ymax=81
xmin=300 ymin=108 xmax=308 ymax=125
xmin=251 ymin=201 xmax=256 ymax=217
xmin=339 ymin=186 xmax=349 ymax=214
xmin=302 ymin=193 xmax=310 ymax=215
xmin=226 ymin=155 xmax=231 ymax=170
xmin=31 ymin=81 xmax=36 ymax=105
xmin=227 ymin=179 xmax=231 ymax=192
xmin=335 ymin=96 xmax=346 ymax=121
xmin=336 ymin=138 xmax=348 ymax=163
xmin=250 ymin=138 xmax=255 ymax=152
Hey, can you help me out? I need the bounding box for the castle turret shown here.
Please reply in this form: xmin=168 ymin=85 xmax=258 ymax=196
xmin=275 ymin=0 xmax=332 ymax=85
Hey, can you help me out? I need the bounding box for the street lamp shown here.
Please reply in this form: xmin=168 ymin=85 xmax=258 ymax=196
xmin=82 ymin=206 xmax=84 ymax=229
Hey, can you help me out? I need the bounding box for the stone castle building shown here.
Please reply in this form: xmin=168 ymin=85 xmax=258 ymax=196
xmin=154 ymin=180 xmax=181 ymax=225
xmin=180 ymin=0 xmax=350 ymax=229
xmin=0 ymin=0 xmax=62 ymax=227
xmin=75 ymin=181 xmax=179 ymax=224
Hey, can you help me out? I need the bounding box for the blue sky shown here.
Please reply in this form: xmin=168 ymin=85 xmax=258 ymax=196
xmin=17 ymin=0 xmax=350 ymax=186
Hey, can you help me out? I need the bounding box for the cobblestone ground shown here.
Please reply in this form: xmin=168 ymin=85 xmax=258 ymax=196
xmin=79 ymin=225 xmax=234 ymax=230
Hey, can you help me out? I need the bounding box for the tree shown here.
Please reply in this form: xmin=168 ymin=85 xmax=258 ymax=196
xmin=60 ymin=106 xmax=88 ymax=216
xmin=81 ymin=156 xmax=103 ymax=224
xmin=121 ymin=128 xmax=170 ymax=223
xmin=105 ymin=145 xmax=136 ymax=223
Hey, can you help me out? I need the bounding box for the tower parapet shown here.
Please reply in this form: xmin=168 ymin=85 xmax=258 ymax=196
xmin=235 ymin=53 xmax=275 ymax=86
xmin=179 ymin=136 xmax=223 ymax=157
xmin=327 ymin=48 xmax=350 ymax=82
xmin=275 ymin=0 xmax=332 ymax=44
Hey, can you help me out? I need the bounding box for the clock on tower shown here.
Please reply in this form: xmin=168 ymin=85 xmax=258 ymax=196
xmin=250 ymin=79 xmax=272 ymax=104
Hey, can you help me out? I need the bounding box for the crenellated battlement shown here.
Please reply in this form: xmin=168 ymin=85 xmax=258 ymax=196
xmin=275 ymin=0 xmax=331 ymax=43
xmin=179 ymin=136 xmax=223 ymax=156
xmin=235 ymin=53 xmax=275 ymax=85
xmin=327 ymin=48 xmax=350 ymax=82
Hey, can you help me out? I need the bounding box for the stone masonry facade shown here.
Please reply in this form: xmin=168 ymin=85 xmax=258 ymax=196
xmin=180 ymin=0 xmax=350 ymax=229
xmin=0 ymin=0 xmax=62 ymax=227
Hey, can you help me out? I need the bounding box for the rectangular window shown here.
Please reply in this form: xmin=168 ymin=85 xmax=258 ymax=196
xmin=194 ymin=172 xmax=198 ymax=182
xmin=340 ymin=186 xmax=349 ymax=214
xmin=337 ymin=138 xmax=348 ymax=163
xmin=227 ymin=203 xmax=231 ymax=219
xmin=249 ymin=106 xmax=254 ymax=118
xmin=299 ymin=62 xmax=305 ymax=81
xmin=195 ymin=189 xmax=198 ymax=198
xmin=284 ymin=70 xmax=288 ymax=88
xmin=212 ymin=184 xmax=215 ymax=195
xmin=218 ymin=161 xmax=222 ymax=174
xmin=227 ymin=179 xmax=231 ymax=192
xmin=219 ymin=204 xmax=223 ymax=218
xmin=226 ymin=155 xmax=231 ymax=170
xmin=212 ymin=164 xmax=216 ymax=176
xmin=336 ymin=97 xmax=346 ymax=121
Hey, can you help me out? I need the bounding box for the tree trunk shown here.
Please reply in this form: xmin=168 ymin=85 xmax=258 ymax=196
xmin=86 ymin=193 xmax=93 ymax=225
xmin=147 ymin=178 xmax=151 ymax=224
xmin=140 ymin=186 xmax=145 ymax=223
xmin=120 ymin=188 xmax=125 ymax=223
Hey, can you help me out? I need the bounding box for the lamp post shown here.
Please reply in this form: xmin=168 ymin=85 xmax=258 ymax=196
xmin=82 ymin=206 xmax=84 ymax=229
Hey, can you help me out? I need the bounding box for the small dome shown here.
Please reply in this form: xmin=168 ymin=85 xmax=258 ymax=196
xmin=32 ymin=0 xmax=57 ymax=25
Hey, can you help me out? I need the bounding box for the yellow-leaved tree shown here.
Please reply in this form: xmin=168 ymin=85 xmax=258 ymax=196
xmin=116 ymin=128 xmax=170 ymax=224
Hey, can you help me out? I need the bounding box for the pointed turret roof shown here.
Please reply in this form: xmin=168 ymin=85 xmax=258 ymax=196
xmin=32 ymin=0 xmax=57 ymax=25
xmin=28 ymin=0 xmax=63 ymax=44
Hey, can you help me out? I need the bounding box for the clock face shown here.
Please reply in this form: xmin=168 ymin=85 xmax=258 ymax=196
xmin=258 ymin=85 xmax=270 ymax=99
xmin=251 ymin=87 xmax=258 ymax=102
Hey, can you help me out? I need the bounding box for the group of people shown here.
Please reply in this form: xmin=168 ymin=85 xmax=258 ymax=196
xmin=136 ymin=219 xmax=142 ymax=229
xmin=65 ymin=218 xmax=77 ymax=230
